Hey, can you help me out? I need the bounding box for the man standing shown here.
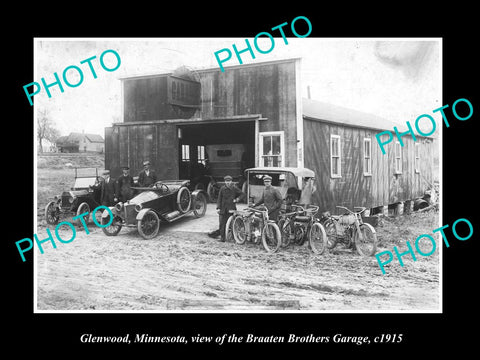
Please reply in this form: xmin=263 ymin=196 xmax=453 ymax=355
xmin=116 ymin=166 xmax=134 ymax=202
xmin=96 ymin=170 xmax=117 ymax=206
xmin=253 ymin=175 xmax=283 ymax=221
xmin=216 ymin=175 xmax=245 ymax=242
xmin=138 ymin=160 xmax=157 ymax=187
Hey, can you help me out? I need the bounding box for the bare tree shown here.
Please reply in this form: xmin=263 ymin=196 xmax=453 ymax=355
xmin=37 ymin=109 xmax=60 ymax=153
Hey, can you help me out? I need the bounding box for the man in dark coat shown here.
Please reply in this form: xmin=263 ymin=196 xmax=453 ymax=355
xmin=138 ymin=160 xmax=157 ymax=187
xmin=253 ymin=175 xmax=283 ymax=221
xmin=95 ymin=170 xmax=117 ymax=206
xmin=116 ymin=166 xmax=134 ymax=202
xmin=216 ymin=175 xmax=245 ymax=242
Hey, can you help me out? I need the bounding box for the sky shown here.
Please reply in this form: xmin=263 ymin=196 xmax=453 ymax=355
xmin=34 ymin=38 xmax=441 ymax=138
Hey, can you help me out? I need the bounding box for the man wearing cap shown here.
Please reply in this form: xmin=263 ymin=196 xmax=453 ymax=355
xmin=116 ymin=166 xmax=134 ymax=202
xmin=138 ymin=160 xmax=158 ymax=187
xmin=253 ymin=175 xmax=283 ymax=221
xmin=216 ymin=175 xmax=245 ymax=242
xmin=93 ymin=170 xmax=118 ymax=206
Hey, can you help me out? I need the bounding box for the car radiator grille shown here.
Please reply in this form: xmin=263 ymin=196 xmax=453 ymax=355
xmin=61 ymin=197 xmax=71 ymax=208
xmin=125 ymin=204 xmax=137 ymax=223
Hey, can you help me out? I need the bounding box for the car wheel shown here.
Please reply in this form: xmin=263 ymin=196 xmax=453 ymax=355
xmin=45 ymin=201 xmax=60 ymax=225
xmin=177 ymin=187 xmax=191 ymax=214
xmin=102 ymin=215 xmax=122 ymax=236
xmin=193 ymin=192 xmax=207 ymax=218
xmin=137 ymin=209 xmax=160 ymax=239
xmin=76 ymin=202 xmax=90 ymax=225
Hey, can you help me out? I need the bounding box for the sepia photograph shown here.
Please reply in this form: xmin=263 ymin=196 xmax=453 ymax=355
xmin=33 ymin=37 xmax=442 ymax=312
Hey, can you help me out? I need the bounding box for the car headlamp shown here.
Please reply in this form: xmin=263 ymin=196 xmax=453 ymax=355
xmin=115 ymin=202 xmax=124 ymax=212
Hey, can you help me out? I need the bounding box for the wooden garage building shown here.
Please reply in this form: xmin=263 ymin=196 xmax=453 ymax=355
xmin=105 ymin=58 xmax=435 ymax=213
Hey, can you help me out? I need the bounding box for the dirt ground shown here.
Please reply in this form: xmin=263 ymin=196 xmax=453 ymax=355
xmin=35 ymin=205 xmax=440 ymax=312
xmin=35 ymin=155 xmax=440 ymax=312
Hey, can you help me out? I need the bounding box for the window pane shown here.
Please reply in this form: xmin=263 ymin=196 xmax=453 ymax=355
xmin=272 ymin=135 xmax=281 ymax=155
xmin=332 ymin=138 xmax=338 ymax=156
xmin=263 ymin=136 xmax=272 ymax=155
xmin=332 ymin=158 xmax=338 ymax=175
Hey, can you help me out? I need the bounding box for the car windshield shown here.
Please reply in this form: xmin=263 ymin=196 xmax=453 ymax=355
xmin=73 ymin=176 xmax=97 ymax=189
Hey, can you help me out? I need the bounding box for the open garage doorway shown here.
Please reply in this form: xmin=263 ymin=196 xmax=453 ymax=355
xmin=177 ymin=121 xmax=256 ymax=200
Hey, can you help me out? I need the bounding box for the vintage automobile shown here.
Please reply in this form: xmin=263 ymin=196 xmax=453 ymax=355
xmin=244 ymin=166 xmax=316 ymax=206
xmin=101 ymin=180 xmax=207 ymax=239
xmin=44 ymin=167 xmax=101 ymax=225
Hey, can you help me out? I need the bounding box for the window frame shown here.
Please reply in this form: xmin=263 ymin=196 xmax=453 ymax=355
xmin=330 ymin=134 xmax=342 ymax=178
xmin=414 ymin=142 xmax=420 ymax=173
xmin=363 ymin=137 xmax=372 ymax=176
xmin=259 ymin=131 xmax=285 ymax=167
xmin=181 ymin=144 xmax=190 ymax=162
xmin=394 ymin=141 xmax=402 ymax=174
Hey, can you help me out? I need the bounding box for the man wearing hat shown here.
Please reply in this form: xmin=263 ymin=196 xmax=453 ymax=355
xmin=93 ymin=170 xmax=118 ymax=206
xmin=116 ymin=166 xmax=134 ymax=202
xmin=138 ymin=160 xmax=158 ymax=187
xmin=215 ymin=175 xmax=245 ymax=242
xmin=253 ymin=175 xmax=283 ymax=221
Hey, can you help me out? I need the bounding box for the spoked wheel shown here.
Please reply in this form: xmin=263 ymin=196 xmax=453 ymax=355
xmin=309 ymin=222 xmax=327 ymax=255
xmin=278 ymin=218 xmax=294 ymax=247
xmin=261 ymin=222 xmax=281 ymax=253
xmin=137 ymin=210 xmax=160 ymax=239
xmin=323 ymin=220 xmax=338 ymax=249
xmin=193 ymin=192 xmax=207 ymax=218
xmin=176 ymin=187 xmax=191 ymax=214
xmin=76 ymin=202 xmax=90 ymax=225
xmin=225 ymin=214 xmax=235 ymax=242
xmin=101 ymin=214 xmax=123 ymax=236
xmin=354 ymin=223 xmax=377 ymax=256
xmin=45 ymin=201 xmax=60 ymax=225
xmin=232 ymin=216 xmax=247 ymax=244
xmin=294 ymin=226 xmax=306 ymax=245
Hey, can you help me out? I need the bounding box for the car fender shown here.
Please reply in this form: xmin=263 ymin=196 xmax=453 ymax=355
xmin=136 ymin=208 xmax=152 ymax=221
xmin=191 ymin=189 xmax=207 ymax=201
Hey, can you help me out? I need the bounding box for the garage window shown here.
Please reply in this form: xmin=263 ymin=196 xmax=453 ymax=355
xmin=260 ymin=131 xmax=284 ymax=167
xmin=395 ymin=141 xmax=402 ymax=174
xmin=363 ymin=138 xmax=372 ymax=176
xmin=197 ymin=145 xmax=207 ymax=165
xmin=181 ymin=144 xmax=190 ymax=162
xmin=414 ymin=142 xmax=420 ymax=173
xmin=330 ymin=134 xmax=341 ymax=178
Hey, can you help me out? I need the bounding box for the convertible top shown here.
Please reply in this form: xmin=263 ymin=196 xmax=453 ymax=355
xmin=245 ymin=167 xmax=315 ymax=178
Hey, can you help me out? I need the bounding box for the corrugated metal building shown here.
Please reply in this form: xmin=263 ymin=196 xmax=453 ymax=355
xmin=105 ymin=58 xmax=435 ymax=212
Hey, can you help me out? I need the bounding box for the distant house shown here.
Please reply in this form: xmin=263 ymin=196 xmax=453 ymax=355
xmin=56 ymin=132 xmax=104 ymax=153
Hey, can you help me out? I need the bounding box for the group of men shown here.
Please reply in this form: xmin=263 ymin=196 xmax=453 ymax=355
xmin=213 ymin=174 xmax=283 ymax=242
xmin=94 ymin=161 xmax=285 ymax=243
xmin=92 ymin=160 xmax=158 ymax=206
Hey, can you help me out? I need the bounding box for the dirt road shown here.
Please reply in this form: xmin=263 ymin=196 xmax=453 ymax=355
xmin=35 ymin=205 xmax=440 ymax=312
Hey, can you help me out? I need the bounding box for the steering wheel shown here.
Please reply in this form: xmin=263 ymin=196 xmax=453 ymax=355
xmin=154 ymin=182 xmax=169 ymax=193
